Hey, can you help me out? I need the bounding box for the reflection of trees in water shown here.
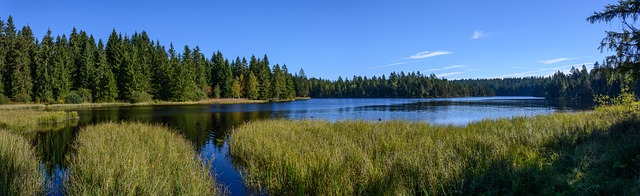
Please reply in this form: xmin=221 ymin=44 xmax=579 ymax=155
xmin=354 ymin=99 xmax=594 ymax=112
xmin=34 ymin=125 xmax=77 ymax=177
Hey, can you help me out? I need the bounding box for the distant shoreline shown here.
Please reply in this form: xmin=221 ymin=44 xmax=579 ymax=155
xmin=0 ymin=98 xmax=311 ymax=110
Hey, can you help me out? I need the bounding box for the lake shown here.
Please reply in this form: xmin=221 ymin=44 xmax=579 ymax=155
xmin=36 ymin=97 xmax=592 ymax=195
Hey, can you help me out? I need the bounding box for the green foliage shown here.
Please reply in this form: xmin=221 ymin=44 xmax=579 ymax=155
xmin=588 ymin=0 xmax=640 ymax=81
xmin=129 ymin=90 xmax=153 ymax=103
xmin=0 ymin=94 xmax=9 ymax=104
xmin=0 ymin=110 xmax=78 ymax=134
xmin=65 ymin=122 xmax=218 ymax=195
xmin=64 ymin=91 xmax=83 ymax=104
xmin=231 ymin=106 xmax=640 ymax=195
xmin=594 ymin=88 xmax=636 ymax=107
xmin=76 ymin=88 xmax=92 ymax=103
xmin=245 ymin=72 xmax=259 ymax=100
xmin=0 ymin=131 xmax=44 ymax=195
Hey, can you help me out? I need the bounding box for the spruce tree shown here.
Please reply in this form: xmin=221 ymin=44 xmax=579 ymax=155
xmin=2 ymin=16 xmax=17 ymax=97
xmin=52 ymin=35 xmax=71 ymax=101
xmin=93 ymin=39 xmax=118 ymax=102
xmin=245 ymin=72 xmax=258 ymax=100
xmin=150 ymin=41 xmax=171 ymax=100
xmin=33 ymin=29 xmax=55 ymax=103
xmin=8 ymin=26 xmax=35 ymax=102
xmin=212 ymin=51 xmax=232 ymax=98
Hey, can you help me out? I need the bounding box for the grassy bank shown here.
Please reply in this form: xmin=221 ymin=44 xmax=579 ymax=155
xmin=230 ymin=104 xmax=640 ymax=195
xmin=0 ymin=110 xmax=79 ymax=134
xmin=65 ymin=122 xmax=219 ymax=195
xmin=0 ymin=131 xmax=44 ymax=195
xmin=0 ymin=98 xmax=269 ymax=110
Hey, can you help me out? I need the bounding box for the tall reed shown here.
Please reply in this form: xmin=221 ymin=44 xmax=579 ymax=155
xmin=0 ymin=130 xmax=44 ymax=195
xmin=65 ymin=122 xmax=219 ymax=195
xmin=230 ymin=104 xmax=640 ymax=195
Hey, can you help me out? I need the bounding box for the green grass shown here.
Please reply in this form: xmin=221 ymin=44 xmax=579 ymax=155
xmin=65 ymin=122 xmax=219 ymax=195
xmin=0 ymin=110 xmax=79 ymax=134
xmin=230 ymin=104 xmax=640 ymax=195
xmin=0 ymin=130 xmax=44 ymax=195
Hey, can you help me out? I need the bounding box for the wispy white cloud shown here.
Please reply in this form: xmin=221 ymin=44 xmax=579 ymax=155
xmin=498 ymin=62 xmax=593 ymax=78
xmin=538 ymin=57 xmax=576 ymax=65
xmin=471 ymin=30 xmax=484 ymax=40
xmin=365 ymin=60 xmax=422 ymax=70
xmin=438 ymin=72 xmax=465 ymax=77
xmin=426 ymin=65 xmax=465 ymax=72
xmin=408 ymin=51 xmax=452 ymax=59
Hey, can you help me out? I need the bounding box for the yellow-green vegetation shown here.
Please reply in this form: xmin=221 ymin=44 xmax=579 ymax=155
xmin=0 ymin=110 xmax=79 ymax=134
xmin=65 ymin=122 xmax=219 ymax=195
xmin=0 ymin=104 xmax=46 ymax=110
xmin=231 ymin=104 xmax=640 ymax=195
xmin=0 ymin=131 xmax=44 ymax=195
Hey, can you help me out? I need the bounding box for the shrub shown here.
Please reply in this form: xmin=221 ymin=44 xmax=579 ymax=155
xmin=129 ymin=91 xmax=153 ymax=103
xmin=64 ymin=91 xmax=83 ymax=104
xmin=0 ymin=94 xmax=9 ymax=104
xmin=76 ymin=88 xmax=93 ymax=103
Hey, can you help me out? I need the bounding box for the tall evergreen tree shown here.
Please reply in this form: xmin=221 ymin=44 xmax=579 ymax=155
xmin=52 ymin=35 xmax=71 ymax=101
xmin=245 ymin=72 xmax=258 ymax=100
xmin=211 ymin=51 xmax=232 ymax=98
xmin=192 ymin=46 xmax=208 ymax=99
xmin=8 ymin=26 xmax=35 ymax=102
xmin=150 ymin=41 xmax=172 ymax=100
xmin=93 ymin=39 xmax=118 ymax=102
xmin=588 ymin=1 xmax=640 ymax=81
xmin=33 ymin=29 xmax=55 ymax=103
xmin=271 ymin=64 xmax=286 ymax=99
xmin=2 ymin=16 xmax=17 ymax=97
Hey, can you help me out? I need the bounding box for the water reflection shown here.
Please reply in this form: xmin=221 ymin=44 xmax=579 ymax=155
xmin=36 ymin=97 xmax=593 ymax=195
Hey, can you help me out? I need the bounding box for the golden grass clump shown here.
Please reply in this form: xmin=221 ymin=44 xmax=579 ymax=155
xmin=65 ymin=122 xmax=219 ymax=195
xmin=0 ymin=130 xmax=44 ymax=195
xmin=0 ymin=110 xmax=79 ymax=133
xmin=231 ymin=104 xmax=640 ymax=195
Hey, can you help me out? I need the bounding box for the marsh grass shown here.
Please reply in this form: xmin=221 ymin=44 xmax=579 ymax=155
xmin=0 ymin=130 xmax=44 ymax=195
xmin=65 ymin=122 xmax=219 ymax=195
xmin=0 ymin=110 xmax=79 ymax=134
xmin=230 ymin=104 xmax=640 ymax=195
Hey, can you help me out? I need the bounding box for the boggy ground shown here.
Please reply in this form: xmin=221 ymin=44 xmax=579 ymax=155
xmin=231 ymin=103 xmax=640 ymax=195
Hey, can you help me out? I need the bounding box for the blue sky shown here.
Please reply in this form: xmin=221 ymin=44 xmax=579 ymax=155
xmin=1 ymin=0 xmax=619 ymax=80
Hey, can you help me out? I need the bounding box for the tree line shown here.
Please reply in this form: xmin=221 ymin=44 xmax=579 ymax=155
xmin=305 ymin=63 xmax=636 ymax=100
xmin=0 ymin=16 xmax=305 ymax=103
xmin=1 ymin=14 xmax=636 ymax=103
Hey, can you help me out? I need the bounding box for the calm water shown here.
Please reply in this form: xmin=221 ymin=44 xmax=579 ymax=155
xmin=35 ymin=97 xmax=592 ymax=195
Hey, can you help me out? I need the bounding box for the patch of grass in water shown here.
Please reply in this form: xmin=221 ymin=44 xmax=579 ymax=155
xmin=65 ymin=122 xmax=220 ymax=195
xmin=0 ymin=110 xmax=78 ymax=134
xmin=0 ymin=130 xmax=44 ymax=195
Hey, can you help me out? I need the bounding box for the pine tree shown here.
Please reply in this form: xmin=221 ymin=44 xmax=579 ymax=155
xmin=150 ymin=41 xmax=172 ymax=100
xmin=8 ymin=26 xmax=35 ymax=102
xmin=192 ymin=46 xmax=208 ymax=99
xmin=93 ymin=39 xmax=118 ymax=102
xmin=52 ymin=35 xmax=71 ymax=101
xmin=231 ymin=76 xmax=242 ymax=98
xmin=33 ymin=29 xmax=55 ymax=103
xmin=2 ymin=16 xmax=17 ymax=97
xmin=271 ymin=64 xmax=287 ymax=100
xmin=294 ymin=68 xmax=309 ymax=97
xmin=245 ymin=72 xmax=258 ymax=100
xmin=211 ymin=51 xmax=232 ymax=98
